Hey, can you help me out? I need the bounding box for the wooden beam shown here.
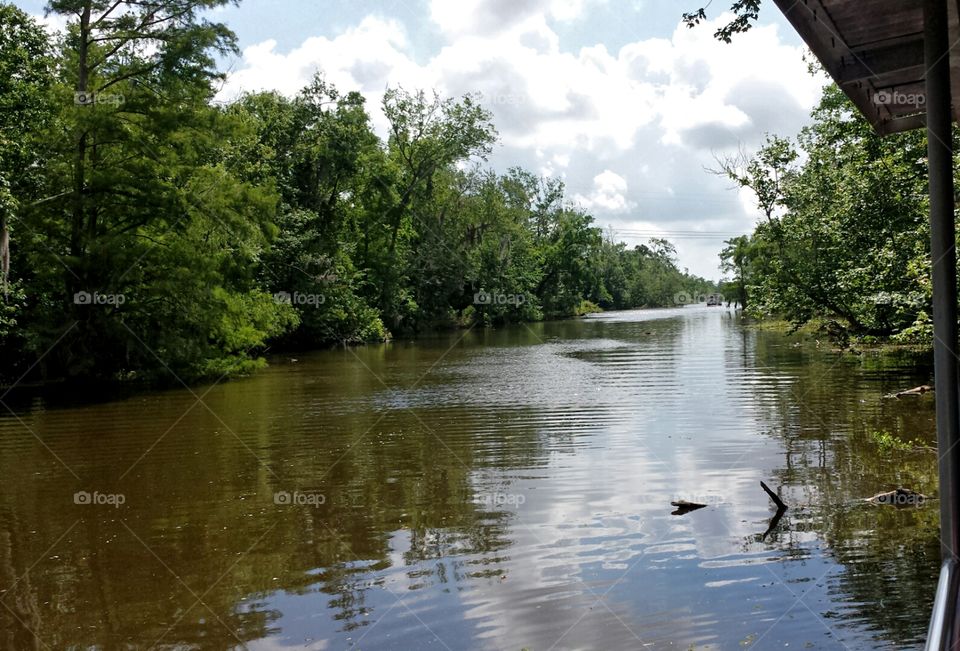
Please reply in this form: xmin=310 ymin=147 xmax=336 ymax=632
xmin=836 ymin=40 xmax=926 ymax=83
xmin=877 ymin=112 xmax=927 ymax=134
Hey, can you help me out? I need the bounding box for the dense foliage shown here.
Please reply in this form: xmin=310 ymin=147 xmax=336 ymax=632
xmin=718 ymin=84 xmax=935 ymax=344
xmin=0 ymin=1 xmax=713 ymax=385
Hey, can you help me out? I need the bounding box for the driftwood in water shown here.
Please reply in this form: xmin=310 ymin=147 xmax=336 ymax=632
xmin=760 ymin=505 xmax=787 ymax=541
xmin=670 ymin=500 xmax=707 ymax=515
xmin=671 ymin=482 xmax=788 ymax=518
xmin=760 ymin=481 xmax=787 ymax=510
xmin=759 ymin=481 xmax=788 ymax=540
xmin=883 ymin=384 xmax=934 ymax=399
xmin=865 ymin=487 xmax=926 ymax=507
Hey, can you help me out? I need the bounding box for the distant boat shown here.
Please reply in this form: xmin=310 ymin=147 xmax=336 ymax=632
xmin=706 ymin=293 xmax=722 ymax=306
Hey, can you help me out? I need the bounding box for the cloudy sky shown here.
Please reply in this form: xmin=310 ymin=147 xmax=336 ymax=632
xmin=20 ymin=0 xmax=828 ymax=280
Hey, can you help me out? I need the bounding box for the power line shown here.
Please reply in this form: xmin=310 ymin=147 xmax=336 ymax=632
xmin=610 ymin=229 xmax=747 ymax=240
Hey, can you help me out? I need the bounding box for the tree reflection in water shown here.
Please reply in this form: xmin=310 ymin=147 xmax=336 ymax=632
xmin=0 ymin=314 xmax=943 ymax=649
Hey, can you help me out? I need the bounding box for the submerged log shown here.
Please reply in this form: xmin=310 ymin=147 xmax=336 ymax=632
xmin=760 ymin=481 xmax=787 ymax=510
xmin=865 ymin=487 xmax=926 ymax=507
xmin=883 ymin=384 xmax=934 ymax=399
xmin=758 ymin=481 xmax=788 ymax=540
xmin=760 ymin=505 xmax=787 ymax=541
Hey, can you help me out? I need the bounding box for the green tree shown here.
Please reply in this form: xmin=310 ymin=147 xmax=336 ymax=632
xmin=720 ymin=235 xmax=753 ymax=309
xmin=378 ymin=88 xmax=497 ymax=330
xmin=19 ymin=0 xmax=294 ymax=381
xmin=230 ymin=81 xmax=389 ymax=346
xmin=0 ymin=4 xmax=55 ymax=373
xmin=717 ymin=85 xmax=931 ymax=339
xmin=537 ymin=209 xmax=604 ymax=317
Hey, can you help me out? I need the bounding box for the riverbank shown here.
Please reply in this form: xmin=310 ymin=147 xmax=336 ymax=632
xmin=744 ymin=316 xmax=933 ymax=359
xmin=0 ymin=300 xmax=634 ymax=392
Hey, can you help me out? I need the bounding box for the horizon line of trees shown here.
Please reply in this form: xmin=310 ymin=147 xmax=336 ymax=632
xmin=0 ymin=1 xmax=715 ymax=386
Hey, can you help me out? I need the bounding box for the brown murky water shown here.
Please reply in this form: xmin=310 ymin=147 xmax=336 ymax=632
xmin=0 ymin=307 xmax=942 ymax=650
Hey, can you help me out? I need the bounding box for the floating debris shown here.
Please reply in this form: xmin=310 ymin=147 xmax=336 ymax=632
xmin=761 ymin=481 xmax=787 ymax=510
xmin=670 ymin=500 xmax=707 ymax=515
xmin=883 ymin=384 xmax=934 ymax=399
xmin=865 ymin=487 xmax=926 ymax=507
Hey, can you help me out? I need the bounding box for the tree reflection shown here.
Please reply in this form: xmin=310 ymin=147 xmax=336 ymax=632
xmin=744 ymin=334 xmax=938 ymax=647
xmin=0 ymin=322 xmax=945 ymax=649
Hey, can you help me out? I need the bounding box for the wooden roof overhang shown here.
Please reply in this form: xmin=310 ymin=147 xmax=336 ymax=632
xmin=772 ymin=0 xmax=960 ymax=134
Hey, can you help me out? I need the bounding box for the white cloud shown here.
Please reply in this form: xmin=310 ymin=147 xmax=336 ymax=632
xmin=429 ymin=0 xmax=604 ymax=36
xmin=574 ymin=170 xmax=633 ymax=213
xmin=222 ymin=16 xmax=424 ymax=101
xmin=29 ymin=11 xmax=68 ymax=36
xmin=218 ymin=10 xmax=826 ymax=278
